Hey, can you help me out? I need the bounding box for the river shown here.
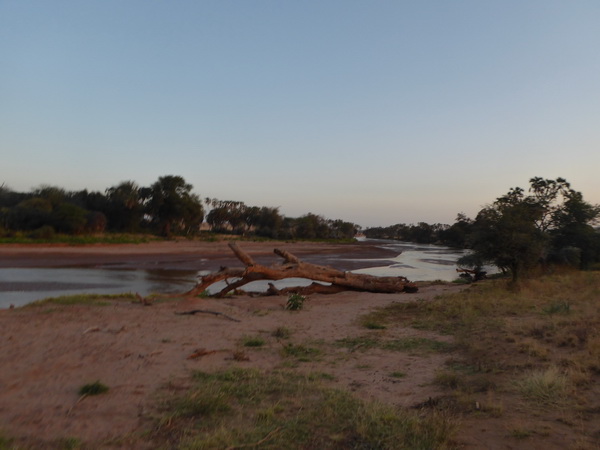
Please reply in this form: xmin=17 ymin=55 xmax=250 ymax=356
xmin=0 ymin=240 xmax=468 ymax=308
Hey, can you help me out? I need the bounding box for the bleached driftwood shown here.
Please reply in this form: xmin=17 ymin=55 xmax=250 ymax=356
xmin=185 ymin=242 xmax=417 ymax=297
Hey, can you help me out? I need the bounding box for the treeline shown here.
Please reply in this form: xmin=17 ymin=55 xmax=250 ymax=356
xmin=366 ymin=177 xmax=600 ymax=277
xmin=0 ymin=175 xmax=360 ymax=240
xmin=363 ymin=219 xmax=471 ymax=248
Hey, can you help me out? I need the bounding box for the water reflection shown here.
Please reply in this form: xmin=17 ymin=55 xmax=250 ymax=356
xmin=0 ymin=240 xmax=471 ymax=308
xmin=0 ymin=268 xmax=198 ymax=308
xmin=348 ymin=240 xmax=468 ymax=282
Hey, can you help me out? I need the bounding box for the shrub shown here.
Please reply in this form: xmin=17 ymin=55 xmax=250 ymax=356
xmin=286 ymin=293 xmax=306 ymax=311
xmin=30 ymin=225 xmax=55 ymax=239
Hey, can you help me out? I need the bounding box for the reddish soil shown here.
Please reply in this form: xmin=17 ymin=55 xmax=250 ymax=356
xmin=0 ymin=286 xmax=462 ymax=448
xmin=2 ymin=241 xmax=580 ymax=449
xmin=0 ymin=240 xmax=397 ymax=271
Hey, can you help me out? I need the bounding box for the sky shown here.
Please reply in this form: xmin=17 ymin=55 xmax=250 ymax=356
xmin=1 ymin=1 xmax=599 ymax=228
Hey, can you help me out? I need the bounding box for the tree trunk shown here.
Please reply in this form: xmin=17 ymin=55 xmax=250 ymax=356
xmin=185 ymin=242 xmax=417 ymax=297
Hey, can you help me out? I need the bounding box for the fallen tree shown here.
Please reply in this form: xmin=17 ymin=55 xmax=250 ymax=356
xmin=185 ymin=242 xmax=418 ymax=297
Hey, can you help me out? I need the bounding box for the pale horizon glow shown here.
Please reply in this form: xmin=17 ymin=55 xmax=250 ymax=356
xmin=2 ymin=1 xmax=599 ymax=228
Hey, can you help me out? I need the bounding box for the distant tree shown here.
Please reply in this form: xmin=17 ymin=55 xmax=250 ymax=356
xmin=52 ymin=202 xmax=88 ymax=234
xmin=409 ymin=222 xmax=435 ymax=243
xmin=6 ymin=197 xmax=53 ymax=231
xmin=328 ymin=219 xmax=359 ymax=239
xmin=34 ymin=185 xmax=67 ymax=208
xmin=206 ymin=205 xmax=230 ymax=232
xmin=205 ymin=199 xmax=246 ymax=233
xmin=251 ymin=206 xmax=283 ymax=238
xmin=294 ymin=213 xmax=330 ymax=239
xmin=218 ymin=201 xmax=247 ymax=233
xmin=106 ymin=181 xmax=145 ymax=232
xmin=439 ymin=213 xmax=472 ymax=247
xmin=146 ymin=176 xmax=204 ymax=236
xmin=0 ymin=185 xmax=26 ymax=208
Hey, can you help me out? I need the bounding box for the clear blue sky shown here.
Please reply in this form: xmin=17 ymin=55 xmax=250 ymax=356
xmin=2 ymin=1 xmax=599 ymax=227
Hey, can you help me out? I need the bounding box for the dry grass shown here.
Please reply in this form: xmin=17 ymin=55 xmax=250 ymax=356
xmin=153 ymin=368 xmax=458 ymax=449
xmin=361 ymin=271 xmax=600 ymax=448
xmin=515 ymin=366 xmax=569 ymax=406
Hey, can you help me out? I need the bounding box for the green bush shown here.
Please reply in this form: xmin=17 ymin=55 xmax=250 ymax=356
xmin=30 ymin=225 xmax=56 ymax=239
xmin=286 ymin=293 xmax=306 ymax=311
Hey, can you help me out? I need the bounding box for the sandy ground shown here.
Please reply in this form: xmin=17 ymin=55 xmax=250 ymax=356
xmin=0 ymin=242 xmax=465 ymax=448
xmin=0 ymin=240 xmax=398 ymax=272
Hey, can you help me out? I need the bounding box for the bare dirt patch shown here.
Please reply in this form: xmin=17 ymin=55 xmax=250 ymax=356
xmin=0 ymin=284 xmax=461 ymax=448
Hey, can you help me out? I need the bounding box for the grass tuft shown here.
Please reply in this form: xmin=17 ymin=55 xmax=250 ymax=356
xmin=336 ymin=335 xmax=453 ymax=353
xmin=515 ymin=366 xmax=569 ymax=406
xmin=271 ymin=326 xmax=291 ymax=339
xmin=361 ymin=319 xmax=387 ymax=330
xmin=389 ymin=371 xmax=407 ymax=379
xmin=78 ymin=381 xmax=109 ymax=396
xmin=280 ymin=343 xmax=322 ymax=362
xmin=241 ymin=336 xmax=266 ymax=347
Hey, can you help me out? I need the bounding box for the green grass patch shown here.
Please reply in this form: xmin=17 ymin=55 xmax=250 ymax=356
xmin=383 ymin=337 xmax=454 ymax=353
xmin=361 ymin=318 xmax=387 ymax=330
xmin=285 ymin=293 xmax=306 ymax=311
xmin=0 ymin=233 xmax=154 ymax=245
xmin=434 ymin=370 xmax=463 ymax=390
xmin=389 ymin=371 xmax=407 ymax=379
xmin=0 ymin=433 xmax=15 ymax=450
xmin=359 ymin=280 xmax=535 ymax=336
xmin=335 ymin=336 xmax=381 ymax=351
xmin=280 ymin=343 xmax=322 ymax=362
xmin=241 ymin=336 xmax=266 ymax=347
xmin=78 ymin=381 xmax=109 ymax=396
xmin=336 ymin=335 xmax=453 ymax=354
xmin=271 ymin=326 xmax=292 ymax=339
xmin=542 ymin=300 xmax=571 ymax=315
xmin=26 ymin=293 xmax=137 ymax=307
xmin=56 ymin=437 xmax=83 ymax=449
xmin=155 ymin=368 xmax=456 ymax=449
xmin=511 ymin=428 xmax=533 ymax=439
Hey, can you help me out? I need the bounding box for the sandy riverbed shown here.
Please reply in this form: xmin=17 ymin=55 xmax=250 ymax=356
xmin=0 ymin=241 xmax=466 ymax=448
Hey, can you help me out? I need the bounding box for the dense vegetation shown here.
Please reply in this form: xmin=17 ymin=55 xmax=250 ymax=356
xmin=0 ymin=175 xmax=359 ymax=240
xmin=2 ymin=174 xmax=599 ymax=281
xmin=365 ymin=177 xmax=600 ymax=280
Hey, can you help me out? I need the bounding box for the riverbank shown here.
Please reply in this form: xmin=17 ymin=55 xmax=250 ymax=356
xmin=0 ymin=240 xmax=397 ymax=271
xmin=1 ymin=240 xmax=472 ymax=309
xmin=2 ymin=259 xmax=599 ymax=448
xmin=0 ymin=284 xmax=463 ymax=448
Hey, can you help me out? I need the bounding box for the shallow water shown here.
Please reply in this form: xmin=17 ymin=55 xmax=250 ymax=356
xmin=0 ymin=240 xmax=470 ymax=308
xmin=0 ymin=268 xmax=199 ymax=308
xmin=351 ymin=240 xmax=469 ymax=281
